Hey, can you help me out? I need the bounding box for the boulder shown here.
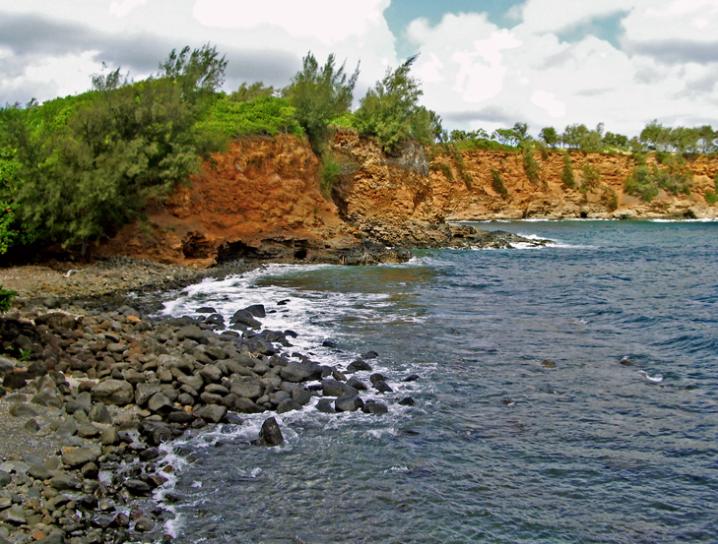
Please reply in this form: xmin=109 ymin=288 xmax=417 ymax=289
xmin=230 ymin=309 xmax=261 ymax=329
xmin=363 ymin=400 xmax=389 ymax=415
xmin=194 ymin=404 xmax=226 ymax=424
xmin=280 ymin=362 xmax=322 ymax=382
xmin=335 ymin=395 xmax=363 ymax=412
xmin=62 ymin=445 xmax=102 ymax=468
xmin=147 ymin=392 xmax=173 ymax=413
xmin=258 ymin=417 xmax=283 ymax=446
xmin=177 ymin=325 xmax=209 ymax=344
xmin=92 ymin=379 xmax=134 ymax=406
xmin=316 ymin=399 xmax=335 ymax=413
xmin=347 ymin=359 xmax=372 ymax=372
xmin=321 ymin=379 xmax=357 ymax=398
xmin=135 ymin=383 xmax=162 ymax=406
xmin=230 ymin=378 xmax=263 ymax=400
xmin=243 ymin=304 xmax=266 ymax=318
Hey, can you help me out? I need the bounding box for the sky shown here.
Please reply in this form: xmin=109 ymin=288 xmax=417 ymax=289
xmin=0 ymin=0 xmax=717 ymax=135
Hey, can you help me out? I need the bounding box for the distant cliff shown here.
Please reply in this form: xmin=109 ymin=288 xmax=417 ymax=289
xmin=99 ymin=132 xmax=718 ymax=264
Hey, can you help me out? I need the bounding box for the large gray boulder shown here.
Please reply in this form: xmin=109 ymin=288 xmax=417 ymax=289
xmin=91 ymin=379 xmax=134 ymax=405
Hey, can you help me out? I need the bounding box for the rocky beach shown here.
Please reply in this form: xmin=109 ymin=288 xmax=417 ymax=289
xmin=0 ymin=224 xmax=550 ymax=543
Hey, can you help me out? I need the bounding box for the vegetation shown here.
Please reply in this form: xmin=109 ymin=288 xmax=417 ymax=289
xmin=601 ymin=186 xmax=619 ymax=211
xmin=521 ymin=142 xmax=541 ymax=185
xmin=283 ymin=52 xmax=358 ymax=153
xmin=354 ymin=56 xmax=441 ymax=154
xmin=561 ymin=153 xmax=576 ymax=189
xmin=491 ymin=169 xmax=509 ymax=199
xmin=580 ymin=164 xmax=601 ymax=195
xmin=0 ymin=286 xmax=14 ymax=312
xmin=706 ymin=173 xmax=718 ymax=205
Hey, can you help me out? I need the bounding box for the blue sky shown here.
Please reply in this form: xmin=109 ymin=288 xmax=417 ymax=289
xmin=0 ymin=0 xmax=716 ymax=134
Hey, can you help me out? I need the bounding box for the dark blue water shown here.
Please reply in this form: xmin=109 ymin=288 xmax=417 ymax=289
xmin=164 ymin=221 xmax=718 ymax=544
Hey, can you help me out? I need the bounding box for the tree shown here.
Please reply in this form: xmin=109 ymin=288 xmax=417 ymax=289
xmin=231 ymin=82 xmax=275 ymax=102
xmin=561 ymin=152 xmax=576 ymax=188
xmin=354 ymin=55 xmax=441 ymax=154
xmin=539 ymin=127 xmax=559 ymax=148
xmin=160 ymin=43 xmax=227 ymax=101
xmin=283 ymin=52 xmax=358 ymax=152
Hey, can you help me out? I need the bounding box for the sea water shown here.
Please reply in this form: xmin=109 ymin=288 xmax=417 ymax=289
xmin=159 ymin=220 xmax=718 ymax=543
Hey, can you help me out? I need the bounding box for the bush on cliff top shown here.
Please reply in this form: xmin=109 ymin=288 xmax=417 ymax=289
xmin=354 ymin=56 xmax=442 ymax=155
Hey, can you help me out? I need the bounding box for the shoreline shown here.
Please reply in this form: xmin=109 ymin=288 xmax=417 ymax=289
xmin=0 ymin=257 xmax=420 ymax=542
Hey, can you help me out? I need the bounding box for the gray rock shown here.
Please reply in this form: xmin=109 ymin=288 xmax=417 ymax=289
xmin=280 ymin=362 xmax=322 ymax=382
xmin=177 ymin=325 xmax=209 ymax=343
xmin=62 ymin=445 xmax=101 ymax=468
xmin=194 ymin=404 xmax=226 ymax=423
xmin=361 ymin=350 xmax=379 ymax=359
xmin=199 ymin=365 xmax=223 ymax=383
xmin=399 ymin=397 xmax=415 ymax=406
xmin=276 ymin=399 xmax=301 ymax=413
xmin=291 ymin=387 xmax=312 ymax=406
xmin=316 ymin=398 xmax=335 ymax=413
xmin=92 ymin=379 xmax=134 ymax=405
xmin=0 ymin=471 xmax=10 ymax=488
xmin=230 ymin=309 xmax=261 ymax=329
xmin=50 ymin=472 xmax=80 ymax=491
xmin=335 ymin=395 xmax=363 ymax=412
xmin=124 ymin=479 xmax=151 ymax=495
xmin=8 ymin=402 xmax=40 ymax=417
xmin=258 ymin=417 xmax=283 ymax=446
xmin=134 ymin=515 xmax=155 ymax=532
xmin=225 ymin=395 xmax=259 ymax=413
xmin=2 ymin=505 xmax=26 ymax=524
xmin=135 ymin=383 xmax=162 ymax=406
xmin=243 ymin=304 xmax=266 ymax=318
xmin=89 ymin=403 xmax=112 ymax=424
xmin=322 ymin=378 xmax=357 ymax=398
xmin=147 ymin=392 xmax=173 ymax=413
xmin=346 ymin=376 xmax=367 ymax=391
xmin=373 ymin=380 xmax=393 ymax=394
xmin=107 ymin=342 xmax=126 ymax=353
xmin=230 ymin=378 xmax=263 ymax=400
xmin=347 ymin=359 xmax=372 ymax=372
xmin=363 ymin=400 xmax=389 ymax=415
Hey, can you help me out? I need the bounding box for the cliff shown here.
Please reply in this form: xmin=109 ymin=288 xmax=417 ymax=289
xmin=99 ymin=132 xmax=718 ymax=264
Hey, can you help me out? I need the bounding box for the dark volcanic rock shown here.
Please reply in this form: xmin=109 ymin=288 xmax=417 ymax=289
xmin=258 ymin=417 xmax=284 ymax=446
xmin=335 ymin=394 xmax=364 ymax=412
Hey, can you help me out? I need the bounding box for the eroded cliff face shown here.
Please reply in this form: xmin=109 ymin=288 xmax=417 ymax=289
xmin=100 ymin=133 xmax=718 ymax=264
xmin=332 ymin=131 xmax=718 ymax=227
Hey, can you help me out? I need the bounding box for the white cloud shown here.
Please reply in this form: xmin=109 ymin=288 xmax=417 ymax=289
xmin=531 ymin=90 xmax=565 ymax=118
xmin=109 ymin=0 xmax=147 ymax=17
xmin=516 ymin=0 xmax=629 ymax=34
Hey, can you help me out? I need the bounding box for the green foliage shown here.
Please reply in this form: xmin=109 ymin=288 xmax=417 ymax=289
xmin=521 ymin=143 xmax=541 ymax=185
xmin=160 ymin=43 xmax=227 ymax=102
xmin=580 ymin=163 xmax=601 ymax=194
xmin=704 ymin=190 xmax=718 ymax=205
xmin=0 ymin=286 xmax=14 ymax=312
xmin=430 ymin=161 xmax=453 ymax=181
xmin=354 ymin=56 xmax=442 ymax=154
xmin=328 ymin=112 xmax=356 ymax=129
xmin=600 ymin=186 xmax=619 ymax=211
xmin=319 ymin=153 xmax=342 ymax=197
xmin=624 ymin=156 xmax=660 ymax=202
xmin=654 ymin=154 xmax=693 ymax=195
xmin=195 ymin=95 xmax=303 ymax=145
xmin=283 ymin=52 xmax=358 ymax=153
xmin=539 ymin=126 xmax=558 ymax=147
xmin=439 ymin=142 xmax=472 ymax=189
xmin=491 ymin=169 xmax=508 ymax=199
xmin=561 ymin=153 xmax=576 ymax=189
xmin=230 ymin=82 xmax=275 ymax=102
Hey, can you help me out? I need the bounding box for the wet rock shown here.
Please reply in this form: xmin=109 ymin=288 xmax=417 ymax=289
xmin=193 ymin=404 xmax=226 ymax=424
xmin=230 ymin=309 xmax=261 ymax=329
xmin=322 ymin=379 xmax=357 ymax=398
xmin=322 ymin=339 xmax=338 ymax=348
xmin=225 ymin=395 xmax=259 ymax=413
xmin=399 ymin=397 xmax=415 ymax=406
xmin=92 ymin=379 xmax=134 ymax=405
xmin=257 ymin=417 xmax=283 ymax=446
xmin=276 ymin=399 xmax=301 ymax=413
xmin=167 ymin=411 xmax=194 ymax=424
xmin=347 ymin=359 xmax=372 ymax=372
xmin=134 ymin=515 xmax=155 ymax=532
xmin=199 ymin=365 xmax=222 ymax=383
xmin=243 ymin=304 xmax=266 ymax=318
xmin=335 ymin=394 xmax=363 ymax=412
xmin=619 ymin=357 xmax=634 ymax=366
xmin=373 ymin=380 xmax=393 ymax=394
xmin=124 ymin=479 xmax=151 ymax=496
xmin=403 ymin=374 xmax=420 ymax=382
xmin=279 ymin=361 xmax=322 ymax=382
xmin=363 ymin=400 xmax=389 ymax=415
xmin=346 ymin=376 xmax=367 ymax=391
xmin=196 ymin=307 xmax=217 ymax=314
xmin=316 ymin=398 xmax=335 ymax=413
xmin=291 ymin=387 xmax=312 ymax=406
xmin=361 ymin=350 xmax=379 ymax=359
xmin=541 ymin=359 xmax=557 ymax=369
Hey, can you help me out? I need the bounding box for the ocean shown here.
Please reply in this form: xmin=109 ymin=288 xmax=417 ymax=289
xmin=157 ymin=220 xmax=718 ymax=544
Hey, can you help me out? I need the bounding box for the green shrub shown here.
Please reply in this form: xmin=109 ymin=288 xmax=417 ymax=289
xmin=430 ymin=161 xmax=453 ymax=181
xmin=705 ymin=190 xmax=718 ymax=205
xmin=491 ymin=169 xmax=509 ymax=199
xmin=319 ymin=154 xmax=341 ymax=197
xmin=625 ymin=162 xmax=660 ymax=202
xmin=521 ymin=143 xmax=541 ymax=185
xmin=580 ymin=163 xmax=601 ymax=194
xmin=283 ymin=52 xmax=358 ymax=153
xmin=195 ymin=95 xmax=303 ymax=143
xmin=655 ymin=154 xmax=692 ymax=195
xmin=328 ymin=112 xmax=356 ymax=129
xmin=600 ymin=185 xmax=619 ymax=211
xmin=561 ymin=153 xmax=576 ymax=189
xmin=0 ymin=286 xmax=15 ymax=312
xmin=354 ymin=56 xmax=441 ymax=154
